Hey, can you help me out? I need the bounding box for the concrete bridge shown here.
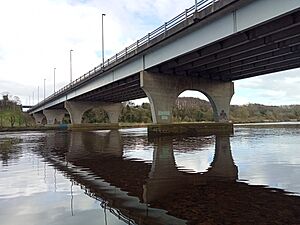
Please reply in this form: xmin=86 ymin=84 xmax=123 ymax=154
xmin=28 ymin=0 xmax=300 ymax=125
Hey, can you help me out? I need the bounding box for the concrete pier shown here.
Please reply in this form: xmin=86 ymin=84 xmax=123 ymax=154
xmin=140 ymin=71 xmax=234 ymax=124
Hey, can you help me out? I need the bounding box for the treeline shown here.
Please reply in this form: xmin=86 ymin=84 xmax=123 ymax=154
xmin=0 ymin=94 xmax=34 ymax=127
xmin=83 ymin=97 xmax=300 ymax=123
xmin=0 ymin=109 xmax=33 ymax=127
xmin=230 ymin=103 xmax=300 ymax=122
xmin=83 ymin=102 xmax=152 ymax=123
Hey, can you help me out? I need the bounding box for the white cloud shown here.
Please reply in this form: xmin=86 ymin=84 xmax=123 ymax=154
xmin=231 ymin=95 xmax=250 ymax=105
xmin=234 ymin=68 xmax=300 ymax=105
xmin=0 ymin=0 xmax=196 ymax=105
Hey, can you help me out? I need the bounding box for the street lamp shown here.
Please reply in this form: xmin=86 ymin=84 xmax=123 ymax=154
xmin=38 ymin=86 xmax=39 ymax=103
xmin=101 ymin=13 xmax=106 ymax=66
xmin=54 ymin=67 xmax=56 ymax=93
xmin=44 ymin=78 xmax=46 ymax=100
xmin=70 ymin=49 xmax=74 ymax=83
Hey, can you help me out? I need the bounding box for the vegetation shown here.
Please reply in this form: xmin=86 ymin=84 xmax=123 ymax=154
xmin=2 ymin=92 xmax=300 ymax=128
xmin=231 ymin=103 xmax=300 ymax=123
xmin=0 ymin=108 xmax=34 ymax=128
xmin=0 ymin=94 xmax=34 ymax=128
xmin=82 ymin=97 xmax=300 ymax=124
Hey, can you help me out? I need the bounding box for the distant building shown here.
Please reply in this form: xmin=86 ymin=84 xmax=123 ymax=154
xmin=0 ymin=95 xmax=21 ymax=111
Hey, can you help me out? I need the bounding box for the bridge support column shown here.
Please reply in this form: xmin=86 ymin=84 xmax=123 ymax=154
xmin=140 ymin=71 xmax=234 ymax=124
xmin=102 ymin=103 xmax=123 ymax=124
xmin=32 ymin=113 xmax=46 ymax=125
xmin=65 ymin=101 xmax=122 ymax=124
xmin=43 ymin=109 xmax=67 ymax=125
xmin=64 ymin=101 xmax=93 ymax=124
xmin=140 ymin=71 xmax=178 ymax=124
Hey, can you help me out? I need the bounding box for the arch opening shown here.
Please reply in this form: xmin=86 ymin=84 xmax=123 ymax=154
xmin=82 ymin=107 xmax=109 ymax=124
xmin=120 ymin=100 xmax=152 ymax=123
xmin=173 ymin=90 xmax=215 ymax=122
xmin=41 ymin=117 xmax=47 ymax=125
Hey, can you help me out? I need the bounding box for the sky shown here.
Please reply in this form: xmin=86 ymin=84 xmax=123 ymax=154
xmin=0 ymin=0 xmax=300 ymax=106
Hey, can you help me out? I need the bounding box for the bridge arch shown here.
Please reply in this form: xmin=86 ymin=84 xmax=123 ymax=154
xmin=64 ymin=101 xmax=123 ymax=125
xmin=140 ymin=71 xmax=234 ymax=124
xmin=175 ymin=90 xmax=216 ymax=122
xmin=82 ymin=107 xmax=109 ymax=124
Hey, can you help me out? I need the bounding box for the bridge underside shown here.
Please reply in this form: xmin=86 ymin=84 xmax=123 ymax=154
xmin=51 ymin=7 xmax=300 ymax=109
xmin=149 ymin=9 xmax=300 ymax=81
xmin=75 ymin=74 xmax=146 ymax=102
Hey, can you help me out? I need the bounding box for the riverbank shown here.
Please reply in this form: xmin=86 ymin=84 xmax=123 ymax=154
xmin=234 ymin=121 xmax=300 ymax=128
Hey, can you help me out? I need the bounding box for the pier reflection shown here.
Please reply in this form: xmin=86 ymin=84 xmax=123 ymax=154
xmin=143 ymin=135 xmax=238 ymax=203
xmin=39 ymin=131 xmax=300 ymax=225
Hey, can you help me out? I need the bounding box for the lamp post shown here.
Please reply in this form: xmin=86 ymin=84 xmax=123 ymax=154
xmin=44 ymin=78 xmax=46 ymax=100
xmin=70 ymin=49 xmax=73 ymax=83
xmin=101 ymin=13 xmax=106 ymax=66
xmin=38 ymin=86 xmax=39 ymax=103
xmin=54 ymin=68 xmax=56 ymax=93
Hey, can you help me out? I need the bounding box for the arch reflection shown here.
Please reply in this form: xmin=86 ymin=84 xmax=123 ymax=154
xmin=143 ymin=135 xmax=238 ymax=203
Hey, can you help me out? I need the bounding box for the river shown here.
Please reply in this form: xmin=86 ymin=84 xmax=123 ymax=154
xmin=0 ymin=125 xmax=299 ymax=225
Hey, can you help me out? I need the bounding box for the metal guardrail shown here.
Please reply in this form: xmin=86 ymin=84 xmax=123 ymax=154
xmin=31 ymin=0 xmax=218 ymax=111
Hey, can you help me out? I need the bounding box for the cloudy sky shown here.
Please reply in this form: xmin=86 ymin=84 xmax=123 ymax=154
xmin=0 ymin=0 xmax=299 ymax=106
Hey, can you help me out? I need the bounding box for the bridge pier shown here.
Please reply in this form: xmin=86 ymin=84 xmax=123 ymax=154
xmin=140 ymin=71 xmax=234 ymax=124
xmin=64 ymin=101 xmax=95 ymax=124
xmin=43 ymin=109 xmax=67 ymax=125
xmin=102 ymin=103 xmax=123 ymax=124
xmin=65 ymin=101 xmax=122 ymax=124
xmin=32 ymin=113 xmax=46 ymax=125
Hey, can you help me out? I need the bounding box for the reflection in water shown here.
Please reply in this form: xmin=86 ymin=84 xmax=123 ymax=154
xmin=0 ymin=137 xmax=21 ymax=166
xmin=0 ymin=129 xmax=300 ymax=225
xmin=143 ymin=135 xmax=238 ymax=204
xmin=70 ymin=180 xmax=74 ymax=216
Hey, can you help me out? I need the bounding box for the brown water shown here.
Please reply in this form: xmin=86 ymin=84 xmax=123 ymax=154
xmin=0 ymin=127 xmax=299 ymax=225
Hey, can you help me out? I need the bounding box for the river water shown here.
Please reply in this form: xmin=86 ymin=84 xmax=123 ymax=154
xmin=0 ymin=126 xmax=299 ymax=225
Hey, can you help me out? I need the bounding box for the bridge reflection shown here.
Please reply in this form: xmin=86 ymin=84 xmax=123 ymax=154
xmin=143 ymin=135 xmax=238 ymax=203
xmin=40 ymin=131 xmax=300 ymax=225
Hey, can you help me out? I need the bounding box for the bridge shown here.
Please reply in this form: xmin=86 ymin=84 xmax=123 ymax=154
xmin=27 ymin=0 xmax=300 ymax=125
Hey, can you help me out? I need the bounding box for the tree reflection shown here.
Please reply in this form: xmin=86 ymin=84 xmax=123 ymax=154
xmin=0 ymin=138 xmax=21 ymax=166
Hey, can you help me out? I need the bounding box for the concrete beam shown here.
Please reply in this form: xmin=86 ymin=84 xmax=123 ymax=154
xmin=43 ymin=109 xmax=67 ymax=125
xmin=140 ymin=71 xmax=234 ymax=124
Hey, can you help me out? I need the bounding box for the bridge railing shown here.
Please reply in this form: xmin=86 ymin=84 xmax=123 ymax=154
xmin=32 ymin=0 xmax=218 ymax=111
